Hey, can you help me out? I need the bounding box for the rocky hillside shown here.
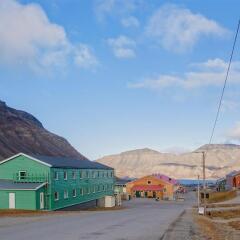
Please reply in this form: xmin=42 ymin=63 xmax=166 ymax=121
xmin=0 ymin=100 xmax=87 ymax=160
xmin=96 ymin=145 xmax=240 ymax=179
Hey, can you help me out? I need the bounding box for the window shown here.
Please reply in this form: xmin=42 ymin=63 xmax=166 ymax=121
xmin=54 ymin=192 xmax=59 ymax=201
xmin=111 ymin=171 xmax=113 ymax=178
xmin=54 ymin=172 xmax=58 ymax=180
xmin=86 ymin=171 xmax=89 ymax=178
xmin=72 ymin=171 xmax=76 ymax=179
xmin=72 ymin=189 xmax=77 ymax=198
xmin=64 ymin=171 xmax=68 ymax=180
xmin=19 ymin=171 xmax=27 ymax=180
xmin=93 ymin=185 xmax=95 ymax=193
xmin=80 ymin=188 xmax=83 ymax=195
xmin=64 ymin=190 xmax=68 ymax=199
xmin=93 ymin=171 xmax=96 ymax=178
xmin=79 ymin=171 xmax=82 ymax=179
xmin=147 ymin=181 xmax=152 ymax=185
xmin=98 ymin=171 xmax=100 ymax=178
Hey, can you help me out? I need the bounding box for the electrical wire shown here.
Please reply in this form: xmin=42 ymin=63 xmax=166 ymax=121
xmin=209 ymin=19 xmax=240 ymax=144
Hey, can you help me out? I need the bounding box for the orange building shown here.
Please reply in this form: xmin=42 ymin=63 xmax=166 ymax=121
xmin=126 ymin=174 xmax=179 ymax=200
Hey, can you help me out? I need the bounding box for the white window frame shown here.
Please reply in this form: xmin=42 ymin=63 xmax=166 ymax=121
xmin=64 ymin=190 xmax=69 ymax=199
xmin=54 ymin=192 xmax=59 ymax=201
xmin=64 ymin=171 xmax=68 ymax=180
xmin=18 ymin=170 xmax=27 ymax=180
xmin=80 ymin=188 xmax=83 ymax=195
xmin=72 ymin=171 xmax=76 ymax=179
xmin=54 ymin=171 xmax=59 ymax=180
xmin=72 ymin=189 xmax=77 ymax=198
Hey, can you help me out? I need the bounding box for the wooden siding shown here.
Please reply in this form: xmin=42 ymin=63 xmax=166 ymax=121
xmin=0 ymin=155 xmax=115 ymax=210
xmin=126 ymin=175 xmax=175 ymax=200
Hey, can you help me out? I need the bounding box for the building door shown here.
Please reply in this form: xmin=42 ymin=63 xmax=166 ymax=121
xmin=9 ymin=193 xmax=15 ymax=209
xmin=136 ymin=191 xmax=141 ymax=198
xmin=153 ymin=191 xmax=156 ymax=198
xmin=40 ymin=192 xmax=44 ymax=209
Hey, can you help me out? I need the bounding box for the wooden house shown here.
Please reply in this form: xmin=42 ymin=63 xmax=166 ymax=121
xmin=126 ymin=174 xmax=179 ymax=200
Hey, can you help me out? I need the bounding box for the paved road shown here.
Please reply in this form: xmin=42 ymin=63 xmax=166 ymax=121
xmin=0 ymin=193 xmax=196 ymax=240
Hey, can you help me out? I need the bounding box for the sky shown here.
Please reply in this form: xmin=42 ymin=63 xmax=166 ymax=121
xmin=1 ymin=0 xmax=240 ymax=159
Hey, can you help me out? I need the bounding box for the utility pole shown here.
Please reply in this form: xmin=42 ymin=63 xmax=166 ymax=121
xmin=195 ymin=151 xmax=206 ymax=215
xmin=202 ymin=151 xmax=206 ymax=215
xmin=197 ymin=174 xmax=200 ymax=209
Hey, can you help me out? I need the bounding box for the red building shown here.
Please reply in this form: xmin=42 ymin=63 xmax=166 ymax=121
xmin=226 ymin=170 xmax=240 ymax=189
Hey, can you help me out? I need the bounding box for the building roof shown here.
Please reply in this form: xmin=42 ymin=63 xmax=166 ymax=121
xmin=115 ymin=177 xmax=131 ymax=185
xmin=152 ymin=173 xmax=178 ymax=185
xmin=0 ymin=153 xmax=113 ymax=170
xmin=226 ymin=170 xmax=240 ymax=177
xmin=132 ymin=185 xmax=163 ymax=191
xmin=0 ymin=179 xmax=46 ymax=190
xmin=30 ymin=154 xmax=113 ymax=170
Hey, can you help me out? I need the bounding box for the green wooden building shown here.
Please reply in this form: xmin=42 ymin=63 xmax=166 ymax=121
xmin=0 ymin=153 xmax=114 ymax=210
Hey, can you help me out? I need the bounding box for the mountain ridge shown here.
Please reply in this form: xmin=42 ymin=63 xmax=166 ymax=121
xmin=96 ymin=145 xmax=240 ymax=179
xmin=0 ymin=100 xmax=87 ymax=160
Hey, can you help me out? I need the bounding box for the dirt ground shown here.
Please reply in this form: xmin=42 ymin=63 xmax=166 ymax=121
xmin=194 ymin=209 xmax=240 ymax=240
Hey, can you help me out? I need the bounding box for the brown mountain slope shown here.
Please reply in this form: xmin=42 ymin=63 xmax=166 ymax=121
xmin=0 ymin=100 xmax=87 ymax=160
xmin=96 ymin=145 xmax=240 ymax=179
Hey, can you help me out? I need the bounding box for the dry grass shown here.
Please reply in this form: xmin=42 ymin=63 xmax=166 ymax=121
xmin=194 ymin=213 xmax=223 ymax=240
xmin=228 ymin=221 xmax=240 ymax=230
xmin=206 ymin=203 xmax=240 ymax=208
xmin=207 ymin=209 xmax=240 ymax=219
xmin=0 ymin=209 xmax=53 ymax=217
xmin=203 ymin=190 xmax=237 ymax=204
xmin=82 ymin=206 xmax=125 ymax=211
xmin=0 ymin=206 xmax=125 ymax=217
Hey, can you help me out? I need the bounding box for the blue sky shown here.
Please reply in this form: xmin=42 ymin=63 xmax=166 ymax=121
xmin=1 ymin=0 xmax=240 ymax=159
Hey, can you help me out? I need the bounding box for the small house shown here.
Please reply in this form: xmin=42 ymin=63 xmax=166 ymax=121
xmin=226 ymin=170 xmax=240 ymax=189
xmin=126 ymin=173 xmax=179 ymax=200
xmin=114 ymin=178 xmax=132 ymax=200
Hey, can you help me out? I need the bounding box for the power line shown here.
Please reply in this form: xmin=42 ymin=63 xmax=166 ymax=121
xmin=209 ymin=19 xmax=240 ymax=144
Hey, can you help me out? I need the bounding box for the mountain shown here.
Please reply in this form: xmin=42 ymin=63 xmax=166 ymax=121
xmin=0 ymin=100 xmax=87 ymax=160
xmin=96 ymin=145 xmax=240 ymax=179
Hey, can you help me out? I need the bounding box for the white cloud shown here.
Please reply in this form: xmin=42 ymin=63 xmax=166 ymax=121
xmin=221 ymin=100 xmax=239 ymax=112
xmin=0 ymin=0 xmax=98 ymax=70
xmin=107 ymin=35 xmax=136 ymax=58
xmin=129 ymin=58 xmax=240 ymax=90
xmin=74 ymin=44 xmax=98 ymax=69
xmin=121 ymin=16 xmax=140 ymax=28
xmin=145 ymin=4 xmax=228 ymax=52
xmin=95 ymin=0 xmax=140 ymax=22
xmin=226 ymin=122 xmax=240 ymax=141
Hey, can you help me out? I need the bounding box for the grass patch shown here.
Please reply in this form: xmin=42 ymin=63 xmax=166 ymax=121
xmin=0 ymin=209 xmax=51 ymax=217
xmin=82 ymin=206 xmax=125 ymax=211
xmin=228 ymin=221 xmax=240 ymax=230
xmin=193 ymin=212 xmax=223 ymax=240
xmin=207 ymin=209 xmax=240 ymax=219
xmin=202 ymin=190 xmax=237 ymax=204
